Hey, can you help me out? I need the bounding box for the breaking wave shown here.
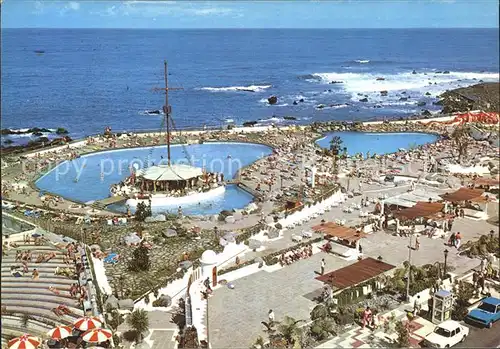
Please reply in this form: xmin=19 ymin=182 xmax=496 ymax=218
xmin=199 ymin=84 xmax=272 ymax=92
xmin=354 ymin=59 xmax=370 ymax=64
xmin=306 ymin=70 xmax=499 ymax=105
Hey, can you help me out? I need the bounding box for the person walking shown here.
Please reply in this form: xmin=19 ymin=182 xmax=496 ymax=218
xmin=268 ymin=309 xmax=275 ymax=326
xmin=413 ymin=295 xmax=422 ymax=317
xmin=455 ymin=232 xmax=462 ymax=249
xmin=415 ymin=235 xmax=420 ymax=251
xmin=448 ymin=232 xmax=456 ymax=247
xmin=320 ymin=258 xmax=325 ymax=275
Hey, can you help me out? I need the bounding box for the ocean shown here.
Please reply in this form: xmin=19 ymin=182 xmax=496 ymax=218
xmin=1 ymin=28 xmax=499 ymax=142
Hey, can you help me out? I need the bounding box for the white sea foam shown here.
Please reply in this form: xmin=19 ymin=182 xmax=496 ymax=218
xmin=308 ymin=70 xmax=499 ymax=107
xmin=354 ymin=59 xmax=370 ymax=63
xmin=257 ymin=117 xmax=285 ymax=125
xmin=200 ymin=84 xmax=272 ymax=92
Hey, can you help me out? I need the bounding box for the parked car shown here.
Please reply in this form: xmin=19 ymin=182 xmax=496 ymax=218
xmin=423 ymin=320 xmax=469 ymax=348
xmin=465 ymin=296 xmax=500 ymax=328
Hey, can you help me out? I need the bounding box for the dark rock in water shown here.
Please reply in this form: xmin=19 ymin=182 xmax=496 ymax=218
xmin=436 ymin=71 xmax=442 ymax=74
xmin=359 ymin=98 xmax=369 ymax=102
xmin=425 ymin=92 xmax=432 ymax=96
xmin=417 ymin=101 xmax=426 ymax=107
xmin=401 ymin=91 xmax=406 ymax=94
xmin=374 ymin=105 xmax=382 ymax=108
xmin=267 ymin=96 xmax=278 ymax=105
xmin=316 ymin=104 xmax=326 ymax=109
xmin=146 ymin=110 xmax=161 ymax=115
xmin=293 ymin=101 xmax=298 ymax=105
xmin=380 ymin=90 xmax=388 ymax=96
xmin=479 ymin=80 xmax=484 ymax=82
xmin=329 ymin=80 xmax=344 ymax=84
xmin=283 ymin=116 xmax=297 ymax=120
xmin=55 ymin=127 xmax=69 ymax=135
xmin=376 ymin=77 xmax=385 ymax=81
xmin=412 ymin=70 xmax=417 ymax=74
xmin=299 ymin=98 xmax=304 ymax=103
xmin=472 ymin=78 xmax=477 ymax=80
xmin=357 ymin=93 xmax=364 ymax=96
xmin=433 ymin=101 xmax=443 ymax=106
xmin=421 ymin=110 xmax=432 ymax=117
xmin=399 ymin=97 xmax=408 ymax=102
xmin=1 ymin=127 xmax=54 ymax=135
xmin=32 ymin=131 xmax=43 ymax=137
xmin=443 ymin=70 xmax=450 ymax=74
xmin=3 ymin=139 xmax=14 ymax=145
xmin=243 ymin=121 xmax=258 ymax=127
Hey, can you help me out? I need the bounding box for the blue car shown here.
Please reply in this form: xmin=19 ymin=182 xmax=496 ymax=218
xmin=466 ymin=297 xmax=500 ymax=328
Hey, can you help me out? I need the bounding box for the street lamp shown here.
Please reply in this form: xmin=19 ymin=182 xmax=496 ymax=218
xmin=443 ymin=249 xmax=449 ymax=278
xmin=405 ymin=234 xmax=413 ymax=302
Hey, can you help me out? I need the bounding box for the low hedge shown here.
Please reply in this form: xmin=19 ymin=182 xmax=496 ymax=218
xmin=263 ymin=237 xmax=323 ymax=265
xmin=235 ymin=223 xmax=265 ymax=244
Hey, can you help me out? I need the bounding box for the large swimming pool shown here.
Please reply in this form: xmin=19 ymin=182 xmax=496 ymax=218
xmin=316 ymin=132 xmax=439 ymax=156
xmin=35 ymin=142 xmax=272 ymax=215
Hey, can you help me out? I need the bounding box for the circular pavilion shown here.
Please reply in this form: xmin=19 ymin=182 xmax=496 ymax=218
xmin=135 ymin=164 xmax=204 ymax=192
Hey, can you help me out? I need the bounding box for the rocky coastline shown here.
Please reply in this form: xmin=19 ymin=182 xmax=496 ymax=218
xmin=438 ymin=82 xmax=500 ymax=114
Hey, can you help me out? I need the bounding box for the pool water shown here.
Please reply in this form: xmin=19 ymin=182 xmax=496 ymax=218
xmin=35 ymin=142 xmax=272 ymax=214
xmin=316 ymin=132 xmax=438 ymax=156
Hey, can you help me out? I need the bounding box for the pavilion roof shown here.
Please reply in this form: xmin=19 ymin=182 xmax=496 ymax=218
xmin=440 ymin=187 xmax=485 ymax=202
xmin=137 ymin=164 xmax=203 ymax=181
xmin=316 ymin=257 xmax=395 ymax=290
xmin=470 ymin=177 xmax=500 ymax=187
xmin=312 ymin=222 xmax=367 ymax=242
xmin=393 ymin=201 xmax=444 ymax=220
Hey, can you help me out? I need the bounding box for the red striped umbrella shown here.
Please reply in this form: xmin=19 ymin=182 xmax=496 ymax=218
xmin=73 ymin=316 xmax=102 ymax=331
xmin=47 ymin=325 xmax=72 ymax=340
xmin=81 ymin=328 xmax=113 ymax=343
xmin=8 ymin=334 xmax=41 ymax=349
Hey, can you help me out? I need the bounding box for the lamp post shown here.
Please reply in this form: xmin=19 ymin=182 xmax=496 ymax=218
xmin=443 ymin=249 xmax=449 ymax=278
xmin=405 ymin=234 xmax=413 ymax=302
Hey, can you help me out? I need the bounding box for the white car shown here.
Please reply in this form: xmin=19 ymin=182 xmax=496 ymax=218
xmin=424 ymin=320 xmax=469 ymax=348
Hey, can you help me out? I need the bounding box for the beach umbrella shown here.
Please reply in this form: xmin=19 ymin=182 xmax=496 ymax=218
xmin=81 ymin=328 xmax=113 ymax=343
xmin=8 ymin=334 xmax=41 ymax=349
xmin=73 ymin=316 xmax=102 ymax=331
xmin=47 ymin=325 xmax=72 ymax=340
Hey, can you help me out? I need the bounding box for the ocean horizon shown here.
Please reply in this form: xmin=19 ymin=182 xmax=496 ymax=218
xmin=2 ymin=28 xmax=499 ymax=142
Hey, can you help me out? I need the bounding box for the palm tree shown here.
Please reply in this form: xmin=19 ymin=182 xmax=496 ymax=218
xmin=127 ymin=309 xmax=149 ymax=343
xmin=277 ymin=316 xmax=306 ymax=347
xmin=329 ymin=136 xmax=343 ymax=174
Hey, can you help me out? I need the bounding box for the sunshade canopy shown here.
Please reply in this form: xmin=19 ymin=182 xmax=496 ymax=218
xmin=137 ymin=164 xmax=203 ymax=181
xmin=312 ymin=222 xmax=367 ymax=242
xmin=393 ymin=201 xmax=444 ymax=220
xmin=316 ymin=257 xmax=395 ymax=289
xmin=440 ymin=187 xmax=485 ymax=202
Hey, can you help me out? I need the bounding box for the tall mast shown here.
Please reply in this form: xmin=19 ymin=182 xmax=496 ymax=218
xmin=153 ymin=60 xmax=183 ymax=166
xmin=164 ymin=61 xmax=171 ymax=165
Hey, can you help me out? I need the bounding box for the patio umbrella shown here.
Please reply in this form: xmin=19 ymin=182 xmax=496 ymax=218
xmin=73 ymin=316 xmax=102 ymax=331
xmin=81 ymin=328 xmax=113 ymax=343
xmin=47 ymin=325 xmax=72 ymax=340
xmin=8 ymin=334 xmax=41 ymax=349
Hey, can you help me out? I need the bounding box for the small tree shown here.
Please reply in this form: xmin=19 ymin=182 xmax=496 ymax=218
xmin=277 ymin=316 xmax=305 ymax=347
xmin=129 ymin=242 xmax=151 ymax=272
xmin=452 ymin=281 xmax=475 ymax=320
xmin=395 ymin=320 xmax=410 ymax=348
xmin=451 ymin=126 xmax=471 ymax=163
xmin=135 ymin=202 xmax=152 ymax=222
xmin=127 ymin=309 xmax=149 ymax=343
